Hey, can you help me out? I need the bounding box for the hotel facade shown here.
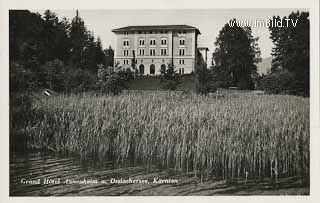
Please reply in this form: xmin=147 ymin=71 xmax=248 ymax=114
xmin=112 ymin=25 xmax=205 ymax=75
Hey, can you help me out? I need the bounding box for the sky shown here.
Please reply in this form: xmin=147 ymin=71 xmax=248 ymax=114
xmin=33 ymin=9 xmax=305 ymax=63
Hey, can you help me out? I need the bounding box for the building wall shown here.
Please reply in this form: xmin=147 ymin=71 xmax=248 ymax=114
xmin=114 ymin=29 xmax=197 ymax=75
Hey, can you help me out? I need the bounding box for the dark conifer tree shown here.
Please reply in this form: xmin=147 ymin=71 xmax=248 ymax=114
xmin=268 ymin=11 xmax=309 ymax=96
xmin=212 ymin=19 xmax=261 ymax=89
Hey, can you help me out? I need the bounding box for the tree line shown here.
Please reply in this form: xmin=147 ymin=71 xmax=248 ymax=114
xmin=10 ymin=10 xmax=114 ymax=94
xmin=9 ymin=10 xmax=309 ymax=97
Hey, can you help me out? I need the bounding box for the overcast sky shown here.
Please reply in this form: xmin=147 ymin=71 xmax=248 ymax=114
xmin=33 ymin=9 xmax=305 ymax=62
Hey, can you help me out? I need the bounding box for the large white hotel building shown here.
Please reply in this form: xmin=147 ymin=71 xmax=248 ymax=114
xmin=112 ymin=25 xmax=208 ymax=75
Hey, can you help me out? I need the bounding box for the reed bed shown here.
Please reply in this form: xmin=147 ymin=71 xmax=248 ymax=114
xmin=26 ymin=92 xmax=309 ymax=181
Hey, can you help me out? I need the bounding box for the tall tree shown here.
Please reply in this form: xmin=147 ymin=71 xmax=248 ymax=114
xmin=104 ymin=45 xmax=114 ymax=67
xmin=212 ymin=19 xmax=261 ymax=89
xmin=95 ymin=37 xmax=106 ymax=66
xmin=69 ymin=10 xmax=89 ymax=69
xmin=42 ymin=10 xmax=71 ymax=63
xmin=269 ymin=11 xmax=309 ymax=96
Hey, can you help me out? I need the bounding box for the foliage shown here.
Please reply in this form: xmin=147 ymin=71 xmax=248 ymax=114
xmin=41 ymin=59 xmax=66 ymax=91
xmin=194 ymin=64 xmax=213 ymax=95
xmin=210 ymin=65 xmax=233 ymax=89
xmin=9 ymin=10 xmax=111 ymax=93
xmin=104 ymin=45 xmax=114 ymax=67
xmin=212 ymin=19 xmax=261 ymax=89
xmin=25 ymin=93 xmax=309 ymax=181
xmin=9 ymin=62 xmax=36 ymax=151
xmin=259 ymin=69 xmax=303 ymax=95
xmin=97 ymin=66 xmax=128 ymax=95
xmin=268 ymin=11 xmax=309 ymax=96
xmin=160 ymin=63 xmax=180 ymax=91
xmin=118 ymin=67 xmax=134 ymax=81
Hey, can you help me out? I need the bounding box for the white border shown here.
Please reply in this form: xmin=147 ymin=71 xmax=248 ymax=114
xmin=0 ymin=0 xmax=319 ymax=203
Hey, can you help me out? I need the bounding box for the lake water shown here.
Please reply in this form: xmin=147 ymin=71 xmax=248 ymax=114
xmin=10 ymin=152 xmax=309 ymax=196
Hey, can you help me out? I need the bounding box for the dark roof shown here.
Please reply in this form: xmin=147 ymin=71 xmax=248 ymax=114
xmin=112 ymin=25 xmax=201 ymax=34
xmin=198 ymin=47 xmax=209 ymax=51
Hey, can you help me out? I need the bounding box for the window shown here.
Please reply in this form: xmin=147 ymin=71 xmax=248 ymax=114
xmin=161 ymin=49 xmax=167 ymax=56
xmin=179 ymin=39 xmax=185 ymax=45
xmin=123 ymin=59 xmax=129 ymax=65
xmin=161 ymin=39 xmax=167 ymax=45
xmin=150 ymin=64 xmax=155 ymax=75
xmin=182 ymin=68 xmax=184 ymax=74
xmin=179 ymin=59 xmax=185 ymax=65
xmin=150 ymin=39 xmax=156 ymax=45
xmin=179 ymin=49 xmax=185 ymax=56
xmin=150 ymin=49 xmax=156 ymax=56
xmin=123 ymin=49 xmax=129 ymax=56
xmin=139 ymin=39 xmax=145 ymax=46
xmin=123 ymin=40 xmax=129 ymax=46
xmin=139 ymin=49 xmax=145 ymax=56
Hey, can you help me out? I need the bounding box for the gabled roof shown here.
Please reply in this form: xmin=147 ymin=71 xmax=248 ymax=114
xmin=112 ymin=25 xmax=201 ymax=34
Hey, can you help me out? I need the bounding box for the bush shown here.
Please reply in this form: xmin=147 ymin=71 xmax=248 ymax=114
xmin=160 ymin=63 xmax=180 ymax=91
xmin=118 ymin=67 xmax=134 ymax=81
xmin=97 ymin=66 xmax=128 ymax=95
xmin=41 ymin=59 xmax=66 ymax=91
xmin=9 ymin=62 xmax=36 ymax=151
xmin=194 ymin=64 xmax=213 ymax=95
xmin=259 ymin=69 xmax=297 ymax=95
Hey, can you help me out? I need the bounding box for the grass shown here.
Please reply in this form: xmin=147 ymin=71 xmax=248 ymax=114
xmin=24 ymin=92 xmax=309 ymax=182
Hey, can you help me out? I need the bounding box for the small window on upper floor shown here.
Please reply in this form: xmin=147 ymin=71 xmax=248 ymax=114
xmin=139 ymin=39 xmax=145 ymax=46
xmin=179 ymin=39 xmax=185 ymax=45
xmin=150 ymin=39 xmax=156 ymax=45
xmin=123 ymin=40 xmax=129 ymax=46
xmin=161 ymin=39 xmax=167 ymax=45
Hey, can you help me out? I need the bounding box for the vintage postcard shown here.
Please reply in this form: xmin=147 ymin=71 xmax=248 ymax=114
xmin=1 ymin=0 xmax=319 ymax=202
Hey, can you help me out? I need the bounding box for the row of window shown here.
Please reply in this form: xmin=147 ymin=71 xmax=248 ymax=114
xmin=124 ymin=48 xmax=185 ymax=56
xmin=123 ymin=30 xmax=187 ymax=35
xmin=124 ymin=39 xmax=185 ymax=47
xmin=122 ymin=61 xmax=186 ymax=66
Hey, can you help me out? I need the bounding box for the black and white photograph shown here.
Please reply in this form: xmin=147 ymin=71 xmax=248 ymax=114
xmin=1 ymin=0 xmax=319 ymax=201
